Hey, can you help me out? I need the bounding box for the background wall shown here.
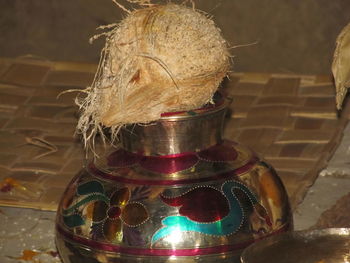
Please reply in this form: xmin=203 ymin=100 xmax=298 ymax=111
xmin=0 ymin=0 xmax=349 ymax=74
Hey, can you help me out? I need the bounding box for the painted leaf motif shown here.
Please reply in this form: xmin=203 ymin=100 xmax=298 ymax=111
xmin=63 ymin=214 xmax=85 ymax=228
xmin=103 ymin=218 xmax=122 ymax=242
xmin=83 ymin=201 xmax=109 ymax=222
xmin=121 ymin=202 xmax=148 ymax=226
xmin=77 ymin=181 xmax=104 ymax=195
xmin=110 ymin=188 xmax=130 ymax=207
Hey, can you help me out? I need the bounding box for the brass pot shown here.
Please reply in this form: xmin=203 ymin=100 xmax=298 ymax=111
xmin=55 ymin=96 xmax=292 ymax=263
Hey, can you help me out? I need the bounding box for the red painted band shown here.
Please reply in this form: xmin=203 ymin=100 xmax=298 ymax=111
xmin=56 ymin=224 xmax=289 ymax=257
xmin=88 ymin=156 xmax=259 ymax=186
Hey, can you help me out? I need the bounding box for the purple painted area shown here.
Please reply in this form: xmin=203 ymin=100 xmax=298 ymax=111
xmin=197 ymin=142 xmax=238 ymax=162
xmin=107 ymin=149 xmax=141 ymax=167
xmin=56 ymin=224 xmax=289 ymax=257
xmin=107 ymin=206 xmax=122 ymax=219
xmin=140 ymin=154 xmax=198 ymax=174
xmin=88 ymin=156 xmax=258 ymax=186
xmin=160 ymin=187 xmax=229 ymax=222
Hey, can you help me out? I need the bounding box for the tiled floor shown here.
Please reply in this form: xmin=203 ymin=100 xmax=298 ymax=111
xmin=0 ymin=58 xmax=348 ymax=211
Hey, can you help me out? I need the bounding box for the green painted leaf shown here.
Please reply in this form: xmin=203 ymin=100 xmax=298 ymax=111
xmin=63 ymin=214 xmax=85 ymax=228
xmin=77 ymin=181 xmax=104 ymax=195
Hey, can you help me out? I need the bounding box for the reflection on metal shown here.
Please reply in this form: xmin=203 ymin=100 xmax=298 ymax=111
xmin=56 ymin=97 xmax=292 ymax=263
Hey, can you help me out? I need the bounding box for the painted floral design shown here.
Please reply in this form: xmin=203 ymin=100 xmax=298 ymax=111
xmin=86 ymin=187 xmax=149 ymax=242
xmin=62 ymin=181 xmax=149 ymax=244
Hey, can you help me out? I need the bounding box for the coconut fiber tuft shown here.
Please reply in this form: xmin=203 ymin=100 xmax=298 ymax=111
xmin=76 ymin=3 xmax=230 ymax=146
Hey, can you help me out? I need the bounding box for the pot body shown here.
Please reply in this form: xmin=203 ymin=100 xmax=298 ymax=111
xmin=56 ymin=99 xmax=292 ymax=263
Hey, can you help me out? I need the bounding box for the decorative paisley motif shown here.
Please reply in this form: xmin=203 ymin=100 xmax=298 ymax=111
xmin=151 ymin=180 xmax=271 ymax=244
xmin=160 ymin=187 xmax=229 ymax=223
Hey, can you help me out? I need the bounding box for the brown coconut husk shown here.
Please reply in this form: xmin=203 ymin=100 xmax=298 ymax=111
xmin=76 ymin=2 xmax=230 ymax=148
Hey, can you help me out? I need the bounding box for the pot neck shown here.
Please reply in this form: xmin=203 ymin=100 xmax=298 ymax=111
xmin=120 ymin=103 xmax=227 ymax=156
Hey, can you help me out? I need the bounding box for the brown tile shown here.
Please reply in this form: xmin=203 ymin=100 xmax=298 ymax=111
xmin=299 ymin=85 xmax=335 ymax=97
xmin=1 ymin=144 xmax=46 ymax=161
xmin=0 ymin=61 xmax=9 ymax=77
xmin=301 ymin=144 xmax=328 ymax=159
xmin=315 ymin=75 xmax=333 ymax=84
xmin=231 ymin=95 xmax=257 ymax=108
xmin=0 ymin=117 xmax=9 ymax=128
xmin=1 ymin=64 xmax=49 ymax=86
xmin=239 ymin=73 xmax=271 ymax=84
xmin=263 ymin=78 xmax=300 ymax=96
xmin=0 ymin=83 xmax=36 ymax=96
xmin=256 ymin=96 xmax=304 ymax=106
xmin=0 ymin=167 xmax=11 ymax=180
xmin=9 ymin=170 xmax=43 ymax=183
xmin=230 ymin=82 xmax=265 ymax=96
xmin=245 ymin=105 xmax=291 ymax=119
xmin=224 ymin=119 xmax=243 ymax=140
xmin=263 ymin=144 xmax=283 ymax=158
xmin=27 ymin=145 xmax=74 ymax=164
xmin=4 ymin=117 xmax=75 ymax=133
xmin=28 ymin=105 xmax=76 ymax=121
xmin=0 ymin=153 xmax=18 ymax=168
xmin=266 ymin=158 xmax=317 ymax=173
xmin=45 ymin=71 xmax=94 ymax=87
xmin=53 ymin=62 xmax=97 ymax=73
xmin=321 ymin=119 xmax=341 ymax=130
xmin=39 ymin=186 xmax=65 ymax=206
xmin=239 ymin=116 xmax=294 ymax=129
xmin=305 ymin=97 xmax=335 ymax=108
xmin=294 ymin=118 xmax=323 ymax=130
xmin=279 ymin=144 xmax=307 ymax=158
xmin=237 ymin=128 xmax=282 ymax=155
xmin=0 ymin=93 xmax=28 ymax=111
xmin=11 ymin=161 xmax=60 ymax=174
xmin=229 ymin=107 xmax=249 ymax=118
xmin=61 ymin=158 xmax=84 ymax=174
xmin=33 ymin=85 xmax=81 ymax=98
xmin=290 ymin=108 xmax=337 ymax=119
xmin=276 ymin=130 xmax=335 ymax=144
xmin=0 ymin=131 xmax=26 ymax=145
xmin=41 ymin=173 xmax=75 ymax=188
xmin=28 ymin=94 xmax=76 ymax=106
xmin=44 ymin=135 xmax=79 ymax=145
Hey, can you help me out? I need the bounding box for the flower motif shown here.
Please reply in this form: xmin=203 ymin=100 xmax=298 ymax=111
xmin=62 ymin=181 xmax=149 ymax=244
xmin=84 ymin=187 xmax=149 ymax=242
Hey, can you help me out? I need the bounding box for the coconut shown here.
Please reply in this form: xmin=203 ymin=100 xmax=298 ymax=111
xmin=76 ymin=3 xmax=230 ymax=146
